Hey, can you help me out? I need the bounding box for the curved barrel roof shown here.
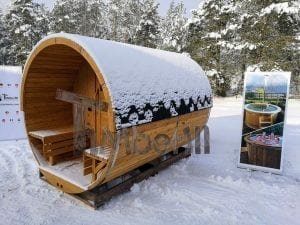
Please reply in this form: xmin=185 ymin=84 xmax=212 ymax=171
xmin=35 ymin=33 xmax=213 ymax=128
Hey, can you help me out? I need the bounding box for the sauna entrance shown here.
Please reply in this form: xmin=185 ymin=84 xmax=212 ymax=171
xmin=23 ymin=44 xmax=110 ymax=191
xmin=28 ymin=60 xmax=103 ymax=165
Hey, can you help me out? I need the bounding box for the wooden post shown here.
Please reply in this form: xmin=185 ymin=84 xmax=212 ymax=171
xmin=204 ymin=125 xmax=210 ymax=154
xmin=183 ymin=127 xmax=192 ymax=152
xmin=195 ymin=126 xmax=201 ymax=154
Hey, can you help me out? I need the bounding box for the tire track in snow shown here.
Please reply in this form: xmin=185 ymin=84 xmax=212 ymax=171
xmin=0 ymin=142 xmax=40 ymax=196
xmin=12 ymin=142 xmax=52 ymax=198
xmin=0 ymin=146 xmax=18 ymax=185
xmin=0 ymin=147 xmax=14 ymax=174
xmin=0 ymin=141 xmax=63 ymax=225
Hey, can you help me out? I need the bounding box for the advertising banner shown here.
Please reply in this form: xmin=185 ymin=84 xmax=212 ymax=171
xmin=0 ymin=66 xmax=26 ymax=140
xmin=238 ymin=72 xmax=291 ymax=173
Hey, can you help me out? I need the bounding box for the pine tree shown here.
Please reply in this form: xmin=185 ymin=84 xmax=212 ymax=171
xmin=239 ymin=0 xmax=300 ymax=93
xmin=86 ymin=0 xmax=108 ymax=38
xmin=33 ymin=3 xmax=49 ymax=42
xmin=159 ymin=1 xmax=187 ymax=52
xmin=106 ymin=0 xmax=146 ymax=43
xmin=186 ymin=0 xmax=239 ymax=96
xmin=122 ymin=0 xmax=143 ymax=43
xmin=107 ymin=0 xmax=126 ymax=41
xmin=0 ymin=9 xmax=9 ymax=64
xmin=50 ymin=0 xmax=109 ymax=38
xmin=5 ymin=0 xmax=49 ymax=65
xmin=75 ymin=0 xmax=89 ymax=35
xmin=186 ymin=0 xmax=300 ymax=96
xmin=50 ymin=0 xmax=77 ymax=33
xmin=134 ymin=0 xmax=160 ymax=48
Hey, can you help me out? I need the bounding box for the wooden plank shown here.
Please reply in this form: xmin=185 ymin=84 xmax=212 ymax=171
xmin=29 ymin=62 xmax=82 ymax=70
xmin=27 ymin=73 xmax=76 ymax=79
xmin=24 ymin=101 xmax=69 ymax=109
xmin=84 ymin=158 xmax=92 ymax=167
xmin=29 ymin=126 xmax=72 ymax=139
xmin=24 ymin=94 xmax=58 ymax=99
xmin=44 ymin=133 xmax=73 ymax=144
xmin=86 ymin=64 xmax=96 ymax=131
xmin=26 ymin=77 xmax=75 ymax=83
xmin=45 ymin=145 xmax=74 ymax=157
xmin=39 ymin=168 xmax=85 ymax=194
xmin=26 ymin=120 xmax=73 ymax=132
xmin=25 ymin=112 xmax=73 ymax=123
xmin=36 ymin=52 xmax=83 ymax=60
xmin=25 ymin=105 xmax=71 ymax=115
xmin=25 ymin=103 xmax=71 ymax=112
xmin=26 ymin=117 xmax=73 ymax=131
xmin=41 ymin=45 xmax=81 ymax=56
xmin=24 ymin=87 xmax=73 ymax=93
xmin=33 ymin=55 xmax=83 ymax=64
xmin=26 ymin=117 xmax=73 ymax=129
xmin=44 ymin=130 xmax=89 ymax=144
xmin=31 ymin=57 xmax=82 ymax=65
xmin=24 ymin=92 xmax=58 ymax=98
xmin=56 ymin=89 xmax=108 ymax=111
xmin=25 ymin=82 xmax=73 ymax=88
xmin=95 ymin=161 xmax=107 ymax=174
xmin=44 ymin=139 xmax=74 ymax=151
xmin=83 ymin=166 xmax=92 ymax=176
xmin=26 ymin=111 xmax=73 ymax=124
xmin=28 ymin=68 xmax=79 ymax=74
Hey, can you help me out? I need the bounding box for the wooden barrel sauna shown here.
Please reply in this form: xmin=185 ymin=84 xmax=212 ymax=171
xmin=21 ymin=33 xmax=212 ymax=194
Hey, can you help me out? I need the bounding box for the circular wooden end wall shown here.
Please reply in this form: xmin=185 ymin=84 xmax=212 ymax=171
xmin=21 ymin=37 xmax=114 ymax=140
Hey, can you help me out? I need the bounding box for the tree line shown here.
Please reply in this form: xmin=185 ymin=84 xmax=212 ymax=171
xmin=0 ymin=0 xmax=299 ymax=96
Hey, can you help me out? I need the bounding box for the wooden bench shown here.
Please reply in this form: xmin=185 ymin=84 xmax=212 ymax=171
xmin=29 ymin=126 xmax=91 ymax=165
xmin=83 ymin=146 xmax=111 ymax=182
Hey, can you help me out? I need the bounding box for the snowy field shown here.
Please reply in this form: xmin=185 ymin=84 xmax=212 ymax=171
xmin=0 ymin=98 xmax=299 ymax=225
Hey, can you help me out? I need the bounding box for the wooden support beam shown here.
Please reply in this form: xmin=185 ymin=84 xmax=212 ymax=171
xmin=56 ymin=89 xmax=108 ymax=112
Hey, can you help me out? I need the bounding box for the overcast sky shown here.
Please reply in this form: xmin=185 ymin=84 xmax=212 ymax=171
xmin=0 ymin=0 xmax=202 ymax=17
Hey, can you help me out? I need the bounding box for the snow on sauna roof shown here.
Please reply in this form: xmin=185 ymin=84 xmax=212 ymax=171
xmin=40 ymin=33 xmax=212 ymax=128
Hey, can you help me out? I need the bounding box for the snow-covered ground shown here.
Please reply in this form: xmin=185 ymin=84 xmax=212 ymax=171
xmin=0 ymin=98 xmax=299 ymax=225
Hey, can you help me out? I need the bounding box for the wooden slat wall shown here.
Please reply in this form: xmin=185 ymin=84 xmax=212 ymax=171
xmin=23 ymin=43 xmax=110 ymax=154
xmin=103 ymin=108 xmax=210 ymax=183
xmin=73 ymin=61 xmax=109 ymax=146
xmin=23 ymin=44 xmax=85 ymax=132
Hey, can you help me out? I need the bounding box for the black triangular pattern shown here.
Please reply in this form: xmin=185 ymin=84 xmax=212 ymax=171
xmin=115 ymin=94 xmax=212 ymax=130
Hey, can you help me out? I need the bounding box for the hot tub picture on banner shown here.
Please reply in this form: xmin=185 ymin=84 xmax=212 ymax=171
xmin=238 ymin=72 xmax=291 ymax=173
xmin=0 ymin=66 xmax=26 ymax=140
